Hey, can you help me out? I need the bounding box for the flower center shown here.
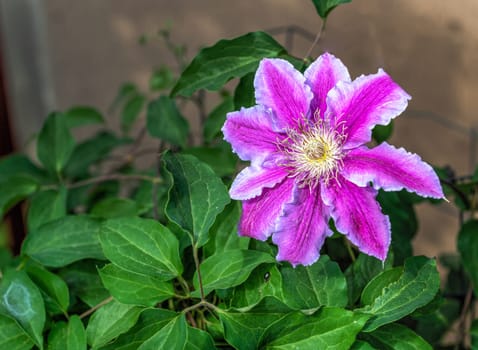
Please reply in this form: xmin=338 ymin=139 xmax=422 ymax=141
xmin=279 ymin=119 xmax=345 ymax=188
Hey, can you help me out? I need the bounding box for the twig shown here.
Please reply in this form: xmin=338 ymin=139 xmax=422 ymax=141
xmin=456 ymin=285 xmax=473 ymax=349
xmin=182 ymin=300 xmax=218 ymax=315
xmin=79 ymin=296 xmax=114 ymax=319
xmin=303 ymin=18 xmax=327 ymax=61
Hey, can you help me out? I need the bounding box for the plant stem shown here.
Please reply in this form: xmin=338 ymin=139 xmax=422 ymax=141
xmin=182 ymin=300 xmax=218 ymax=315
xmin=79 ymin=296 xmax=114 ymax=319
xmin=192 ymin=244 xmax=205 ymax=300
xmin=344 ymin=238 xmax=356 ymax=262
xmin=303 ymin=18 xmax=327 ymax=61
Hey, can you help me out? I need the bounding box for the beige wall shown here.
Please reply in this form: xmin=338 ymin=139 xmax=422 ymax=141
xmin=38 ymin=0 xmax=478 ymax=257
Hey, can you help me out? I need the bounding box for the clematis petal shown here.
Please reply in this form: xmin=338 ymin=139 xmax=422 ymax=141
xmin=341 ymin=143 xmax=444 ymax=199
xmin=254 ymin=58 xmax=313 ymax=130
xmin=304 ymin=52 xmax=351 ymax=121
xmin=229 ymin=164 xmax=289 ymax=200
xmin=239 ymin=178 xmax=295 ymax=241
xmin=222 ymin=106 xmax=283 ymax=163
xmin=327 ymin=69 xmax=411 ymax=149
xmin=273 ymin=186 xmax=332 ymax=266
xmin=322 ymin=177 xmax=391 ymax=261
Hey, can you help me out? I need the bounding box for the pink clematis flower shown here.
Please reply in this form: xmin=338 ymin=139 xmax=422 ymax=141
xmin=222 ymin=53 xmax=444 ymax=266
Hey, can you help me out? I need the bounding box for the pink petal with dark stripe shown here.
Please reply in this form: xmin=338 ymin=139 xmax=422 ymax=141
xmin=327 ymin=69 xmax=411 ymax=149
xmin=273 ymin=186 xmax=331 ymax=266
xmin=254 ymin=58 xmax=312 ymax=130
xmin=239 ymin=178 xmax=295 ymax=241
xmin=322 ymin=177 xmax=391 ymax=261
xmin=304 ymin=52 xmax=351 ymax=121
xmin=342 ymin=143 xmax=444 ymax=199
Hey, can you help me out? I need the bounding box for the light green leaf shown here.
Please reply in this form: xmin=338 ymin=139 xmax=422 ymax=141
xmin=193 ymin=250 xmax=275 ymax=297
xmin=47 ymin=315 xmax=86 ymax=350
xmin=64 ymin=106 xmax=104 ymax=128
xmin=0 ymin=154 xmax=46 ymax=183
xmin=121 ymin=94 xmax=145 ymax=133
xmin=25 ymin=263 xmax=69 ymax=315
xmin=361 ymin=323 xmax=432 ymax=350
xmin=185 ymin=327 xmax=216 ymax=350
xmin=360 ymin=267 xmax=403 ymax=306
xmin=171 ymin=31 xmax=286 ymax=97
xmin=99 ymin=264 xmax=174 ymax=307
xmin=281 ymin=255 xmax=348 ymax=309
xmin=311 ymin=0 xmax=351 ymax=19
xmin=99 ymin=217 xmax=182 ymax=280
xmin=0 ymin=176 xmax=38 ymax=218
xmin=360 ymin=256 xmax=440 ymax=332
xmin=22 ymin=216 xmax=105 ymax=267
xmin=0 ymin=269 xmax=45 ymax=348
xmin=86 ymin=300 xmax=143 ymax=349
xmin=0 ymin=313 xmax=34 ymax=350
xmin=149 ymin=66 xmax=175 ymax=91
xmin=146 ymin=96 xmax=189 ymax=147
xmin=90 ymin=197 xmax=138 ymax=219
xmin=99 ymin=309 xmax=176 ymax=350
xmin=37 ymin=112 xmax=75 ymax=174
xmin=203 ymin=96 xmax=234 ymax=142
xmin=138 ymin=314 xmax=187 ymax=350
xmin=350 ymin=340 xmax=378 ymax=350
xmin=458 ymin=220 xmax=478 ymax=293
xmin=163 ymin=151 xmax=230 ymax=247
xmin=27 ymin=187 xmax=67 ymax=231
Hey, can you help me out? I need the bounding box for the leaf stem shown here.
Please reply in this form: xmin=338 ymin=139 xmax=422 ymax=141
xmin=182 ymin=300 xmax=218 ymax=315
xmin=303 ymin=18 xmax=327 ymax=62
xmin=79 ymin=296 xmax=114 ymax=319
xmin=344 ymin=238 xmax=356 ymax=262
xmin=192 ymin=245 xmax=206 ymax=301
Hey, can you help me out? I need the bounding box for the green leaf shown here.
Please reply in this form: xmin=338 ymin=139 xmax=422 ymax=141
xmin=0 ymin=176 xmax=38 ymax=217
xmin=99 ymin=309 xmax=176 ymax=350
xmin=146 ymin=96 xmax=189 ymax=147
xmin=185 ymin=327 xmax=216 ymax=350
xmin=111 ymin=83 xmax=138 ymax=111
xmin=361 ymin=323 xmax=432 ymax=350
xmin=183 ymin=142 xmax=237 ymax=177
xmin=90 ymin=198 xmax=138 ymax=219
xmin=37 ymin=112 xmax=75 ymax=174
xmin=193 ymin=250 xmax=275 ymax=297
xmin=99 ymin=217 xmax=182 ymax=280
xmin=372 ymin=121 xmax=394 ymax=144
xmin=0 ymin=154 xmax=46 ymax=183
xmin=27 ymin=187 xmax=67 ymax=231
xmin=86 ymin=301 xmax=143 ymax=349
xmin=171 ymin=31 xmax=286 ymax=97
xmin=311 ymin=0 xmax=351 ymax=19
xmin=0 ymin=313 xmax=34 ymax=350
xmin=138 ymin=314 xmax=187 ymax=350
xmin=350 ymin=340 xmax=377 ymax=350
xmin=64 ymin=106 xmax=104 ymax=128
xmin=47 ymin=315 xmax=86 ymax=350
xmin=121 ymin=94 xmax=145 ymax=133
xmin=0 ymin=269 xmax=45 ymax=348
xmin=360 ymin=267 xmax=403 ymax=306
xmin=203 ymin=96 xmax=234 ymax=142
xmin=25 ymin=263 xmax=69 ymax=315
xmin=264 ymin=307 xmax=369 ymax=349
xmin=22 ymin=216 xmax=105 ymax=267
xmin=457 ymin=220 xmax=478 ymax=293
xmin=360 ymin=256 xmax=440 ymax=332
xmin=233 ymin=72 xmax=255 ymax=109
xmin=99 ymin=264 xmax=174 ymax=307
xmin=149 ymin=66 xmax=175 ymax=91
xmin=471 ymin=319 xmax=478 ymax=350
xmin=163 ymin=151 xmax=230 ymax=247
xmin=281 ymin=255 xmax=348 ymax=309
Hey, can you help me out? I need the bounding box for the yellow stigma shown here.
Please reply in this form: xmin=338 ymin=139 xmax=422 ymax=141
xmin=279 ymin=119 xmax=344 ymax=188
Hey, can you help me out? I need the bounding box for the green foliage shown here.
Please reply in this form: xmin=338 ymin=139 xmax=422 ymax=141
xmin=311 ymin=0 xmax=352 ymax=19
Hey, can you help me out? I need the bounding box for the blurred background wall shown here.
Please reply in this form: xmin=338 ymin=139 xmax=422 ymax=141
xmin=1 ymin=0 xmax=477 ymax=258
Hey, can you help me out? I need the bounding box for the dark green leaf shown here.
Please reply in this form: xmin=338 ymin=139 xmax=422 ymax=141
xmin=185 ymin=327 xmax=216 ymax=350
xmin=193 ymin=250 xmax=275 ymax=297
xmin=311 ymin=0 xmax=351 ymax=19
xmin=37 ymin=112 xmax=75 ymax=174
xmin=182 ymin=142 xmax=237 ymax=177
xmin=99 ymin=217 xmax=182 ymax=280
xmin=25 ymin=263 xmax=69 ymax=315
xmin=0 ymin=154 xmax=46 ymax=183
xmin=372 ymin=122 xmax=394 ymax=144
xmin=0 ymin=176 xmax=38 ymax=217
xmin=47 ymin=315 xmax=86 ymax=350
xmin=360 ymin=256 xmax=440 ymax=332
xmin=146 ymin=96 xmax=189 ymax=147
xmin=360 ymin=267 xmax=403 ymax=306
xmin=233 ymin=72 xmax=255 ymax=109
xmin=171 ymin=31 xmax=286 ymax=97
xmin=99 ymin=264 xmax=174 ymax=306
xmin=281 ymin=255 xmax=348 ymax=309
xmin=0 ymin=269 xmax=45 ymax=348
xmin=121 ymin=94 xmax=145 ymax=133
xmin=64 ymin=106 xmax=104 ymax=128
xmin=99 ymin=309 xmax=176 ymax=350
xmin=0 ymin=313 xmax=34 ymax=350
xmin=111 ymin=83 xmax=138 ymax=111
xmin=163 ymin=151 xmax=230 ymax=247
xmin=471 ymin=319 xmax=478 ymax=350
xmin=22 ymin=216 xmax=105 ymax=267
xmin=27 ymin=187 xmax=67 ymax=231
xmin=350 ymin=340 xmax=377 ymax=350
xmin=137 ymin=314 xmax=187 ymax=350
xmin=149 ymin=66 xmax=175 ymax=91
xmin=90 ymin=197 xmax=138 ymax=219
xmin=361 ymin=323 xmax=432 ymax=350
xmin=86 ymin=301 xmax=143 ymax=349
xmin=203 ymin=96 xmax=234 ymax=142
xmin=457 ymin=220 xmax=478 ymax=293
